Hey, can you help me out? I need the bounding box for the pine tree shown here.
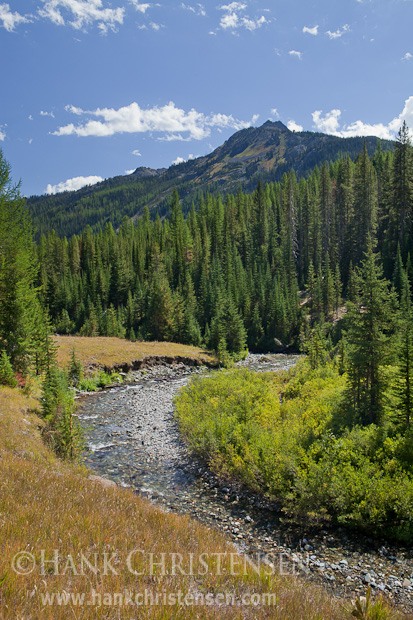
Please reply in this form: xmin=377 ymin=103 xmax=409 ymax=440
xmin=253 ymin=180 xmax=269 ymax=260
xmin=319 ymin=163 xmax=334 ymax=262
xmin=346 ymin=242 xmax=396 ymax=425
xmin=169 ymin=188 xmax=186 ymax=287
xmin=391 ymin=121 xmax=413 ymax=257
xmin=41 ymin=363 xmax=81 ymax=459
xmin=307 ymin=259 xmax=316 ymax=315
xmin=392 ymin=243 xmax=407 ymax=301
xmin=0 ymin=350 xmax=17 ymax=387
xmin=352 ymin=142 xmax=378 ymax=265
xmin=248 ymin=302 xmax=264 ymax=350
xmin=68 ymin=348 xmax=83 ymax=386
xmin=333 ymin=263 xmax=342 ymax=316
xmin=146 ymin=245 xmax=175 ymax=341
xmin=395 ymin=277 xmax=413 ymax=426
xmin=0 ymin=151 xmax=41 ymax=373
xmin=322 ymin=258 xmax=334 ymax=317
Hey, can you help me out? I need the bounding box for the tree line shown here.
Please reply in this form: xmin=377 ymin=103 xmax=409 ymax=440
xmin=36 ymin=124 xmax=412 ymax=360
xmin=1 ymin=123 xmax=413 ymax=442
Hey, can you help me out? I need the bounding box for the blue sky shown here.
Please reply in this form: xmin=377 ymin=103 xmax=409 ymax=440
xmin=1 ymin=0 xmax=413 ymax=196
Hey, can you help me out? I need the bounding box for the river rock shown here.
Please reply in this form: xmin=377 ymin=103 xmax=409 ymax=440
xmin=77 ymin=355 xmax=413 ymax=615
xmin=88 ymin=474 xmax=117 ymax=489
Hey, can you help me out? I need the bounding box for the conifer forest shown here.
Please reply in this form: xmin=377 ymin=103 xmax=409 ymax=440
xmin=3 ymin=122 xmax=413 ymax=543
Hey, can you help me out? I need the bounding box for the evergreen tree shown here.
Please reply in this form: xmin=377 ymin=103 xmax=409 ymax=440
xmin=351 ymin=142 xmax=378 ymax=265
xmin=146 ymin=245 xmax=175 ymax=341
xmin=395 ymin=277 xmax=413 ymax=426
xmin=392 ymin=243 xmax=407 ymax=300
xmin=0 ymin=350 xmax=17 ymax=387
xmin=346 ymin=242 xmax=396 ymax=425
xmin=391 ymin=121 xmax=413 ymax=257
xmin=0 ymin=151 xmax=40 ymax=373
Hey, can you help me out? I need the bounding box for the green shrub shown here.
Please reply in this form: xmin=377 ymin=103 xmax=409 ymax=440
xmin=78 ymin=370 xmax=123 ymax=391
xmin=175 ymin=358 xmax=413 ymax=541
xmin=41 ymin=365 xmax=83 ymax=459
xmin=78 ymin=377 xmax=99 ymax=392
xmin=68 ymin=348 xmax=83 ymax=386
xmin=0 ymin=350 xmax=17 ymax=387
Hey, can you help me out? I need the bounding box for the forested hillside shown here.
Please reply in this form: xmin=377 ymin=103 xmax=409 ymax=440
xmin=27 ymin=121 xmax=392 ymax=238
xmin=30 ymin=124 xmax=413 ymax=540
xmin=3 ymin=123 xmax=413 ymax=544
xmin=37 ymin=126 xmax=410 ymax=364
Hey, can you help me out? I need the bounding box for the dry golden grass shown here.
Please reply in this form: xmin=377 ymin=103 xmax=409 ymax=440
xmin=0 ymin=387 xmax=406 ymax=620
xmin=54 ymin=335 xmax=216 ymax=371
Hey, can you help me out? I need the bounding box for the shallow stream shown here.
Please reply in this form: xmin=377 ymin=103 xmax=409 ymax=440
xmin=76 ymin=353 xmax=413 ymax=610
xmin=77 ymin=354 xmax=299 ymax=512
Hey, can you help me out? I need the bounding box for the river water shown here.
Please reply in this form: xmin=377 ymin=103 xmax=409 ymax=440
xmin=76 ymin=353 xmax=299 ymax=514
xmin=75 ymin=353 xmax=413 ymax=610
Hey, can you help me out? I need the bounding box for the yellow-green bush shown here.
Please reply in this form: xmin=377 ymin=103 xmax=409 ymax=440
xmin=175 ymin=360 xmax=413 ymax=541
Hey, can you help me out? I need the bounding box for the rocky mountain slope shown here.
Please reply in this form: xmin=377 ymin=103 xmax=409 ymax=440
xmin=28 ymin=121 xmax=393 ymax=238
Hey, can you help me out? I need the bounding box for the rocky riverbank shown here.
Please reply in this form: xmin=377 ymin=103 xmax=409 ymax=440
xmin=76 ymin=356 xmax=413 ymax=614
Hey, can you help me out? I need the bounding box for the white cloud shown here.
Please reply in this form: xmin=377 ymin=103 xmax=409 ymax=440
xmin=181 ymin=3 xmax=206 ymax=16
xmin=312 ymin=98 xmax=413 ymax=140
xmin=242 ymin=15 xmax=266 ymax=31
xmin=220 ymin=12 xmax=238 ymax=28
xmin=125 ymin=168 xmax=135 ymax=174
xmin=218 ymin=2 xmax=266 ymax=32
xmin=29 ymin=138 xmax=33 ymax=144
xmin=38 ymin=0 xmax=125 ymax=33
xmin=220 ymin=2 xmax=246 ymax=10
xmin=326 ymin=24 xmax=350 ymax=39
xmin=172 ymin=153 xmax=195 ymax=165
xmin=53 ymin=101 xmax=256 ymax=141
xmin=172 ymin=156 xmax=185 ymax=165
xmin=158 ymin=133 xmax=188 ymax=142
xmin=40 ymin=110 xmax=55 ymax=118
xmin=0 ymin=3 xmax=30 ymax=31
xmin=66 ymin=104 xmax=84 ymax=115
xmin=312 ymin=109 xmax=341 ymax=134
xmin=303 ymin=24 xmax=318 ymax=35
xmin=270 ymin=108 xmax=279 ymax=119
xmin=28 ymin=114 xmax=33 ymax=120
xmin=402 ymin=52 xmax=413 ymax=61
xmin=129 ymin=1 xmax=151 ymax=13
xmin=149 ymin=21 xmax=161 ymax=30
xmin=0 ymin=126 xmax=6 ymax=141
xmin=251 ymin=113 xmax=260 ymax=124
xmin=289 ymin=50 xmax=302 ymax=59
xmin=132 ymin=149 xmax=142 ymax=156
xmin=46 ymin=175 xmax=104 ymax=194
xmin=287 ymin=120 xmax=303 ymax=132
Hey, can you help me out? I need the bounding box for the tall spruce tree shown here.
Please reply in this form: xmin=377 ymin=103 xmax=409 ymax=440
xmin=346 ymin=242 xmax=396 ymax=425
xmin=0 ymin=151 xmax=40 ymax=372
xmin=395 ymin=276 xmax=413 ymax=426
xmin=391 ymin=121 xmax=413 ymax=259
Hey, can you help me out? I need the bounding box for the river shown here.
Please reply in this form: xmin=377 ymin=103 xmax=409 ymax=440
xmin=76 ymin=353 xmax=413 ymax=612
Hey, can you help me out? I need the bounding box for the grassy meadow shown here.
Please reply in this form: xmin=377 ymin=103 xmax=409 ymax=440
xmin=0 ymin=383 xmax=377 ymax=620
xmin=54 ymin=335 xmax=216 ymax=371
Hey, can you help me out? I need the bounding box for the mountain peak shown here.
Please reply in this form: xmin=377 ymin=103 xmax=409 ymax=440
xmin=28 ymin=123 xmax=392 ymax=238
xmin=130 ymin=166 xmax=165 ymax=178
xmin=261 ymin=120 xmax=289 ymax=131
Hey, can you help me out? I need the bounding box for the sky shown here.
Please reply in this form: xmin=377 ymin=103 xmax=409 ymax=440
xmin=1 ymin=0 xmax=413 ymax=196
